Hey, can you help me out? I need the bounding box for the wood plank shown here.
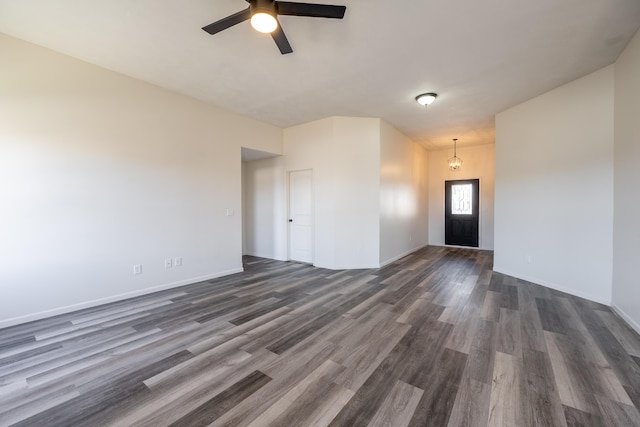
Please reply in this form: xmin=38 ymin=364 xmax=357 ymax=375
xmin=520 ymin=349 xmax=567 ymax=427
xmin=544 ymin=331 xmax=598 ymax=413
xmin=487 ymin=351 xmax=522 ymax=426
xmin=480 ymin=291 xmax=502 ymax=322
xmin=495 ymin=308 xmax=522 ymax=358
xmin=595 ymin=396 xmax=640 ymax=427
xmin=166 ymin=370 xmax=271 ymax=426
xmin=244 ymin=359 xmax=344 ymax=427
xmin=596 ymin=310 xmax=640 ymax=358
xmin=407 ymin=348 xmax=468 ymax=427
xmin=447 ymin=377 xmax=490 ymax=427
xmin=367 ymin=380 xmax=423 ymax=427
xmin=563 ymin=405 xmax=604 ymax=427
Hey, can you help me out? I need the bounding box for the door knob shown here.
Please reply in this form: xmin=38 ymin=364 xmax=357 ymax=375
xmin=288 ymin=219 xmax=293 ymax=222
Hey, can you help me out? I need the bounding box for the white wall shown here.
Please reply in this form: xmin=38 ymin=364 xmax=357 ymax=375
xmin=428 ymin=144 xmax=495 ymax=250
xmin=331 ymin=118 xmax=382 ymax=268
xmin=379 ymin=121 xmax=429 ymax=265
xmin=494 ymin=66 xmax=614 ymax=304
xmin=612 ymin=30 xmax=640 ymax=332
xmin=242 ymin=156 xmax=287 ymax=260
xmin=0 ymin=34 xmax=283 ymax=327
xmin=283 ymin=117 xmax=381 ymax=269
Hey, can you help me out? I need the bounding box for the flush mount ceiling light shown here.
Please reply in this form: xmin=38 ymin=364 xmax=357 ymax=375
xmin=415 ymin=92 xmax=438 ymax=106
xmin=448 ymin=138 xmax=463 ymax=171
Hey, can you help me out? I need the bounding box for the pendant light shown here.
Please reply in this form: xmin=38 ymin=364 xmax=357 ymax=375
xmin=448 ymin=138 xmax=462 ymax=171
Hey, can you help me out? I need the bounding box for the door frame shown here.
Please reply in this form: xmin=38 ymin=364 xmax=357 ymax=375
xmin=443 ymin=177 xmax=482 ymax=248
xmin=287 ymin=169 xmax=315 ymax=263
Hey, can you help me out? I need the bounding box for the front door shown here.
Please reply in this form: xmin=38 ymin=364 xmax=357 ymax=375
xmin=445 ymin=179 xmax=479 ymax=247
xmin=288 ymin=170 xmax=313 ymax=263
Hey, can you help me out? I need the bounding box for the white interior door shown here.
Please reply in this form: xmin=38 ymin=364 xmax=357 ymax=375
xmin=288 ymin=170 xmax=313 ymax=263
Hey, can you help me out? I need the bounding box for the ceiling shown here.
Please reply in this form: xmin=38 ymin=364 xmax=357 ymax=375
xmin=1 ymin=0 xmax=639 ymax=150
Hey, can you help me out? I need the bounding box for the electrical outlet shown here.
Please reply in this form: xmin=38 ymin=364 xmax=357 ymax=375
xmin=174 ymin=257 xmax=182 ymax=267
xmin=165 ymin=259 xmax=173 ymax=269
xmin=133 ymin=264 xmax=142 ymax=275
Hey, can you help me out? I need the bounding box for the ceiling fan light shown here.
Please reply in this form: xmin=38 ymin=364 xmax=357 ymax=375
xmin=415 ymin=92 xmax=437 ymax=106
xmin=251 ymin=12 xmax=278 ymax=33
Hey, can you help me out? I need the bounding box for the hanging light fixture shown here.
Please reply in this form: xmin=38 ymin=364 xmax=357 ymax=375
xmin=448 ymin=138 xmax=462 ymax=171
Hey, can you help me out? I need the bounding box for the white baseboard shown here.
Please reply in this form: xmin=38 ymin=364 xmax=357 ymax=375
xmin=0 ymin=268 xmax=244 ymax=329
xmin=611 ymin=303 xmax=640 ymax=336
xmin=379 ymin=243 xmax=429 ymax=268
xmin=492 ymin=267 xmax=611 ymax=306
xmin=243 ymin=252 xmax=287 ymax=262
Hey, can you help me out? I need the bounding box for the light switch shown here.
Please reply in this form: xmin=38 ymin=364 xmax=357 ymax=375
xmin=226 ymin=208 xmax=234 ymax=216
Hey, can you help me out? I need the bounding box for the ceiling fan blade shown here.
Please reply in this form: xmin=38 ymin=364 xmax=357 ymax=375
xmin=202 ymin=8 xmax=251 ymax=35
xmin=275 ymin=2 xmax=346 ymax=19
xmin=271 ymin=21 xmax=293 ymax=54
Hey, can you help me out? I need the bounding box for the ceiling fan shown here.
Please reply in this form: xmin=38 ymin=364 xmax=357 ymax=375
xmin=202 ymin=0 xmax=347 ymax=54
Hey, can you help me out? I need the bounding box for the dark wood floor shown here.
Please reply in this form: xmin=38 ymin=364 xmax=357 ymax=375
xmin=1 ymin=246 xmax=640 ymax=426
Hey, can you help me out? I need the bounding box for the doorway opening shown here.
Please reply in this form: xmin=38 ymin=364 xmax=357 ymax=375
xmin=445 ymin=179 xmax=479 ymax=247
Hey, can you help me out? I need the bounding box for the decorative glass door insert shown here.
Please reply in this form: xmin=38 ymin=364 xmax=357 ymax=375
xmin=451 ymin=184 xmax=473 ymax=215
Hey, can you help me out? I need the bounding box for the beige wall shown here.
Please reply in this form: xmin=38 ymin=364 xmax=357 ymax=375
xmin=428 ymin=144 xmax=495 ymax=250
xmin=380 ymin=120 xmax=429 ymax=265
xmin=495 ymin=65 xmax=614 ymax=304
xmin=0 ymin=34 xmax=283 ymax=326
xmin=612 ymin=29 xmax=640 ymax=332
xmin=283 ymin=117 xmax=381 ymax=269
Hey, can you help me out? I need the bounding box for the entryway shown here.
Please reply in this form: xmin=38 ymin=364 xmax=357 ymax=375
xmin=445 ymin=179 xmax=479 ymax=247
